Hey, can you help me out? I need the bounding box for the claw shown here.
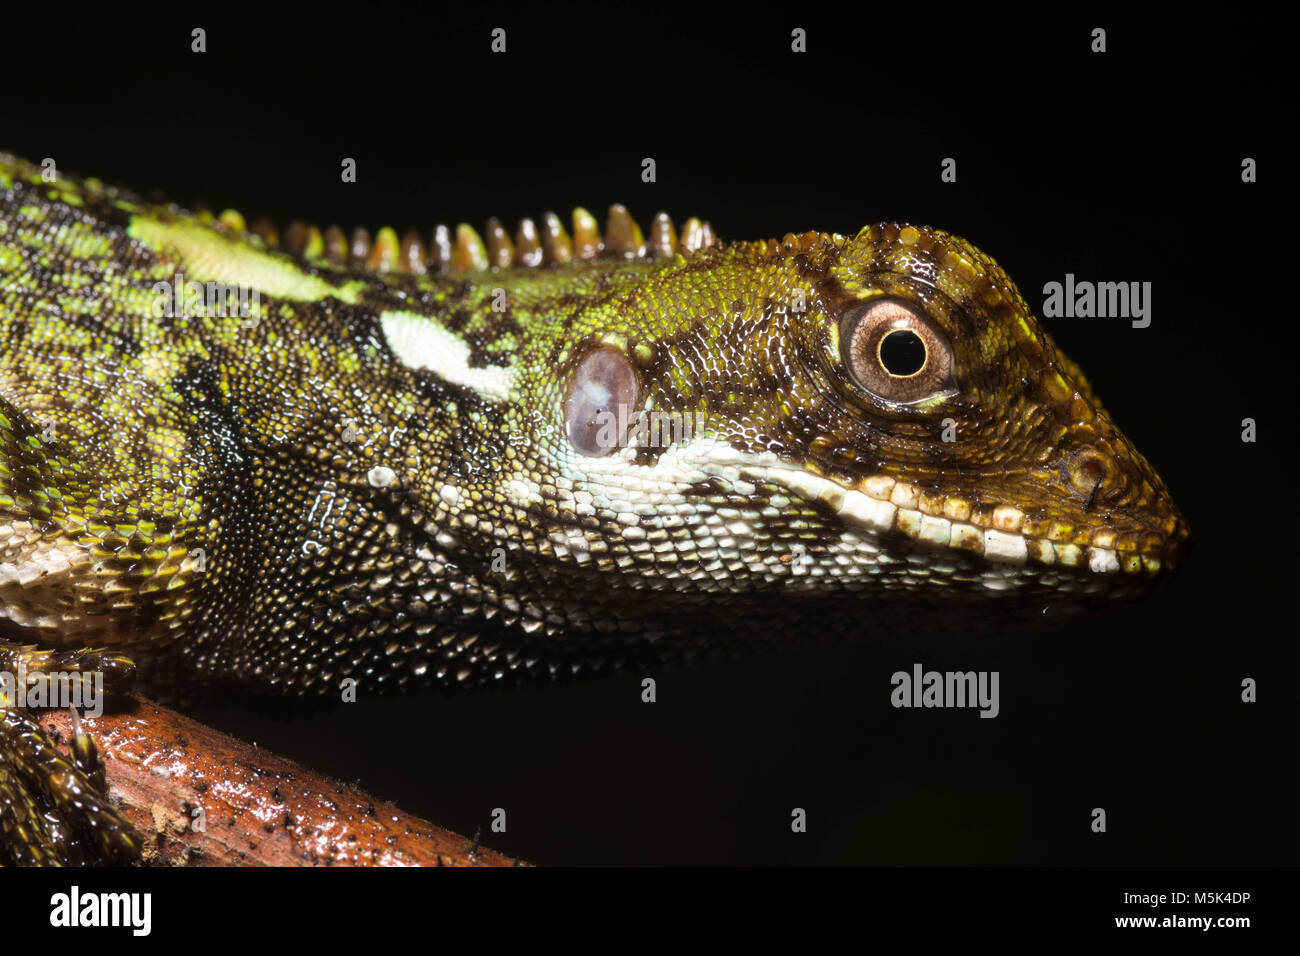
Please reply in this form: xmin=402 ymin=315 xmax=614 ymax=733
xmin=1 ymin=708 xmax=141 ymax=865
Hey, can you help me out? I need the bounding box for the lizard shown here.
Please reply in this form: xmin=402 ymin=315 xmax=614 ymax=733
xmin=0 ymin=152 xmax=1189 ymax=865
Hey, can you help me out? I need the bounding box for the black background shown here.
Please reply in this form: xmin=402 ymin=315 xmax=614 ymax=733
xmin=2 ymin=6 xmax=1292 ymax=866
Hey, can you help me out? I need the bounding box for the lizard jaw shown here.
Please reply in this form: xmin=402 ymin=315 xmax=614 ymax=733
xmin=754 ymin=465 xmax=1182 ymax=580
xmin=563 ymin=435 xmax=1184 ymax=586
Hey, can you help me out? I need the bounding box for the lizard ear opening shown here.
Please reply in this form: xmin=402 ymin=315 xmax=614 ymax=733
xmin=563 ymin=347 xmax=639 ymax=456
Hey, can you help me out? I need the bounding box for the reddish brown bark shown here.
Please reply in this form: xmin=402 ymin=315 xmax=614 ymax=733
xmin=42 ymin=697 xmax=524 ymax=867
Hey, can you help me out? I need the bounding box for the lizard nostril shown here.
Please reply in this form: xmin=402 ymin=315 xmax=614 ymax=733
xmin=1077 ymin=456 xmax=1104 ymax=485
xmin=1065 ymin=446 xmax=1117 ymax=507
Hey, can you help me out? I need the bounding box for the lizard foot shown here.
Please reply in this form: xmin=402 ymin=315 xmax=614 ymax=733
xmin=0 ymin=643 xmax=142 ymax=865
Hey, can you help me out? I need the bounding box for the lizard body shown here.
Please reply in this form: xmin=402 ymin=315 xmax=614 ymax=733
xmin=0 ymin=153 xmax=1188 ymax=864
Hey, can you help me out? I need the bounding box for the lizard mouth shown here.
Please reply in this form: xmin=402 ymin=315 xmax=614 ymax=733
xmin=756 ymin=466 xmax=1188 ymax=579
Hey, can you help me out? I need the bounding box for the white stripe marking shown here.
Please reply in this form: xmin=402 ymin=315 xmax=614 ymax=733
xmin=380 ymin=310 xmax=514 ymax=401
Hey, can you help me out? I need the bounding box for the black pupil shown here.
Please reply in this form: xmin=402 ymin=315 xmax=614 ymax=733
xmin=879 ymin=330 xmax=926 ymax=376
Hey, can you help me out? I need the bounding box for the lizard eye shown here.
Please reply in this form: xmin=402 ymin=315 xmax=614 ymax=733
xmin=839 ymin=299 xmax=954 ymax=404
xmin=563 ymin=347 xmax=639 ymax=456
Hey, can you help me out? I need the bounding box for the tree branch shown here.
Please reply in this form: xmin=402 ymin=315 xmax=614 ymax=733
xmin=42 ymin=697 xmax=524 ymax=867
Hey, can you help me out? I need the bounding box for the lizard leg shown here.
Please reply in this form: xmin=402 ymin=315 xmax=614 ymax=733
xmin=0 ymin=394 xmax=169 ymax=863
xmin=0 ymin=642 xmax=142 ymax=865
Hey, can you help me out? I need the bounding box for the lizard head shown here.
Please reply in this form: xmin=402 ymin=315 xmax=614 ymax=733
xmin=0 ymin=156 xmax=1192 ymax=686
xmin=98 ymin=191 xmax=1183 ymax=652
xmin=533 ymin=220 xmax=1188 ymax=633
